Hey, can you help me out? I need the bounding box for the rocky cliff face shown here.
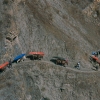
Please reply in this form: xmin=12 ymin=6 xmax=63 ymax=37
xmin=0 ymin=0 xmax=100 ymax=100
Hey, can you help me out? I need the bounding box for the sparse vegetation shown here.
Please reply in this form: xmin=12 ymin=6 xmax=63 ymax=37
xmin=42 ymin=97 xmax=50 ymax=100
xmin=3 ymin=0 xmax=9 ymax=4
xmin=0 ymin=33 xmax=3 ymax=41
xmin=0 ymin=20 xmax=3 ymax=27
xmin=96 ymin=10 xmax=100 ymax=17
xmin=1 ymin=0 xmax=100 ymax=100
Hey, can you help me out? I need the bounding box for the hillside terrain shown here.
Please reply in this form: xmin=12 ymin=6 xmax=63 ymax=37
xmin=0 ymin=0 xmax=100 ymax=100
xmin=0 ymin=0 xmax=100 ymax=68
xmin=1 ymin=60 xmax=100 ymax=100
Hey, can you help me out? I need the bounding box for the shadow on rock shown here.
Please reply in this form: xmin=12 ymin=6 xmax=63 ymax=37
xmin=50 ymin=59 xmax=57 ymax=64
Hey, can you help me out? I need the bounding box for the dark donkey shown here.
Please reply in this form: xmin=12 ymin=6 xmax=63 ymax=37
xmin=52 ymin=57 xmax=68 ymax=67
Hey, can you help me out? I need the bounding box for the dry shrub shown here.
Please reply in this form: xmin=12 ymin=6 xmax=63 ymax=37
xmin=3 ymin=0 xmax=9 ymax=4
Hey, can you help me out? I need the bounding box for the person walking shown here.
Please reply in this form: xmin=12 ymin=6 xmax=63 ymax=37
xmin=75 ymin=62 xmax=80 ymax=70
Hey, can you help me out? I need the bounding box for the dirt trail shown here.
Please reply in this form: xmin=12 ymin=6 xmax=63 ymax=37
xmin=12 ymin=60 xmax=99 ymax=73
xmin=1 ymin=0 xmax=100 ymax=100
xmin=0 ymin=58 xmax=100 ymax=100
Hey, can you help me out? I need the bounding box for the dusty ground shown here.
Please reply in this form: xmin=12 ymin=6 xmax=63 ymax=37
xmin=0 ymin=0 xmax=100 ymax=68
xmin=0 ymin=0 xmax=100 ymax=99
xmin=0 ymin=60 xmax=100 ymax=100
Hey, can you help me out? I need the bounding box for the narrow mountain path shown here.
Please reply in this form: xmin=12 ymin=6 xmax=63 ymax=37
xmin=11 ymin=59 xmax=99 ymax=73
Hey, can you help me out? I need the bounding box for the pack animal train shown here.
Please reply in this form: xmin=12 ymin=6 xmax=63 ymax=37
xmin=51 ymin=57 xmax=68 ymax=67
xmin=0 ymin=51 xmax=69 ymax=71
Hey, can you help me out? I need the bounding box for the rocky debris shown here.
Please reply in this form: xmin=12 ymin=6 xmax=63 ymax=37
xmin=0 ymin=0 xmax=100 ymax=99
xmin=82 ymin=0 xmax=100 ymax=16
xmin=0 ymin=61 xmax=100 ymax=100
xmin=0 ymin=0 xmax=100 ymax=68
xmin=82 ymin=0 xmax=100 ymax=24
xmin=6 ymin=31 xmax=18 ymax=42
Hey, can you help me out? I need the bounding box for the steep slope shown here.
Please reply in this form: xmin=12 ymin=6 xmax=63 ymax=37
xmin=0 ymin=60 xmax=100 ymax=100
xmin=0 ymin=0 xmax=100 ymax=100
xmin=0 ymin=0 xmax=100 ymax=68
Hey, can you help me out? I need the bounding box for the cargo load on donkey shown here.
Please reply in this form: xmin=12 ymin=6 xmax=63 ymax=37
xmin=28 ymin=52 xmax=44 ymax=60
